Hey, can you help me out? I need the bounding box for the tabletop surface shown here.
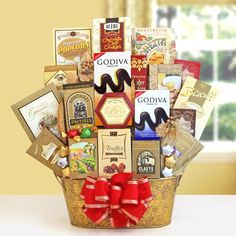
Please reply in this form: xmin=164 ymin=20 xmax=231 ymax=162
xmin=0 ymin=195 xmax=235 ymax=236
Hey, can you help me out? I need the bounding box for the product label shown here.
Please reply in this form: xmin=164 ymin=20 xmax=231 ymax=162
xmin=137 ymin=151 xmax=155 ymax=174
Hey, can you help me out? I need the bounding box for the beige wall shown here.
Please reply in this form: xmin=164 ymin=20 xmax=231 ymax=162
xmin=1 ymin=0 xmax=235 ymax=195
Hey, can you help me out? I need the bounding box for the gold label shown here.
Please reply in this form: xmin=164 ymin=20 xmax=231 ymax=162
xmin=57 ymin=38 xmax=89 ymax=60
xmin=41 ymin=142 xmax=57 ymax=161
xmin=100 ymin=97 xmax=131 ymax=125
xmin=102 ymin=135 xmax=126 ymax=161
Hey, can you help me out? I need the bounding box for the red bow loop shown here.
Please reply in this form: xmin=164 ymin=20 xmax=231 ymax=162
xmin=81 ymin=173 xmax=153 ymax=228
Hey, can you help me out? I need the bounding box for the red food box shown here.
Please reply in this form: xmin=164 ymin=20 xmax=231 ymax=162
xmin=131 ymin=55 xmax=148 ymax=90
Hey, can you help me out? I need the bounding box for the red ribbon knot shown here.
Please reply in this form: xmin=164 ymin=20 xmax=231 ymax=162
xmin=80 ymin=172 xmax=153 ymax=228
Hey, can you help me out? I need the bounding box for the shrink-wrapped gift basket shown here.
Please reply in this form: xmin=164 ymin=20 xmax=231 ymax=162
xmin=12 ymin=17 xmax=220 ymax=228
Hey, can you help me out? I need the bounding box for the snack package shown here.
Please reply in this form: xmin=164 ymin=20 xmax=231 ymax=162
xmin=161 ymin=129 xmax=204 ymax=177
xmin=132 ymin=28 xmax=176 ymax=64
xmin=11 ymin=83 xmax=61 ymax=142
xmin=174 ymin=76 xmax=220 ymax=140
xmin=69 ymin=138 xmax=98 ymax=179
xmin=135 ymin=90 xmax=170 ymax=140
xmin=93 ymin=17 xmax=131 ymax=53
xmin=94 ymin=51 xmax=132 ymax=126
xmin=149 ymin=64 xmax=182 ymax=107
xmin=132 ymin=140 xmax=161 ymax=178
xmin=54 ymin=28 xmax=92 ymax=65
xmin=131 ymin=55 xmax=148 ymax=90
xmin=170 ymin=108 xmax=196 ymax=137
xmin=98 ymin=129 xmax=132 ymax=178
xmin=44 ymin=65 xmax=78 ymax=90
xmin=26 ymin=128 xmax=68 ymax=177
xmin=63 ymin=82 xmax=94 ymax=131
xmin=174 ymin=59 xmax=201 ymax=81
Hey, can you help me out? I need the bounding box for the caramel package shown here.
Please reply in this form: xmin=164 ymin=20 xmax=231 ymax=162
xmin=63 ymin=82 xmax=94 ymax=131
xmin=44 ymin=65 xmax=78 ymax=90
xmin=174 ymin=76 xmax=220 ymax=140
xmin=131 ymin=55 xmax=148 ymax=90
xmin=93 ymin=17 xmax=131 ymax=53
xmin=132 ymin=28 xmax=176 ymax=64
xmin=161 ymin=129 xmax=204 ymax=176
xmin=26 ymin=128 xmax=68 ymax=176
xmin=132 ymin=140 xmax=160 ymax=178
xmin=98 ymin=129 xmax=132 ymax=178
xmin=69 ymin=138 xmax=98 ymax=179
xmin=149 ymin=64 xmax=182 ymax=107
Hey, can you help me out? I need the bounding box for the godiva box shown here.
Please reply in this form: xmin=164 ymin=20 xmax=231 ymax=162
xmin=132 ymin=140 xmax=161 ymax=178
xmin=173 ymin=76 xmax=220 ymax=140
xmin=44 ymin=65 xmax=78 ymax=90
xmin=69 ymin=138 xmax=98 ymax=179
xmin=98 ymin=129 xmax=132 ymax=178
xmin=94 ymin=51 xmax=131 ymax=126
xmin=26 ymin=128 xmax=67 ymax=177
xmin=63 ymin=82 xmax=94 ymax=131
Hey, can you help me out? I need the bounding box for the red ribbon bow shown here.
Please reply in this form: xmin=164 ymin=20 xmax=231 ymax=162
xmin=80 ymin=172 xmax=153 ymax=228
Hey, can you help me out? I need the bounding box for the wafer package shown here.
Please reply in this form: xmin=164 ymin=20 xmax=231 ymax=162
xmin=132 ymin=28 xmax=176 ymax=64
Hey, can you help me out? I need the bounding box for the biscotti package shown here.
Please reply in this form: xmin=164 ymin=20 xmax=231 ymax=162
xmin=132 ymin=28 xmax=176 ymax=64
xmin=170 ymin=108 xmax=196 ymax=137
xmin=98 ymin=129 xmax=132 ymax=178
xmin=161 ymin=129 xmax=204 ymax=176
xmin=11 ymin=83 xmax=61 ymax=142
xmin=131 ymin=55 xmax=148 ymax=90
xmin=69 ymin=138 xmax=98 ymax=179
xmin=54 ymin=28 xmax=92 ymax=65
xmin=44 ymin=65 xmax=78 ymax=90
xmin=173 ymin=76 xmax=220 ymax=140
xmin=93 ymin=17 xmax=131 ymax=53
xmin=135 ymin=90 xmax=170 ymax=140
xmin=132 ymin=140 xmax=160 ymax=178
xmin=63 ymin=82 xmax=94 ymax=131
xmin=94 ymin=51 xmax=131 ymax=126
xmin=26 ymin=128 xmax=68 ymax=176
xmin=149 ymin=64 xmax=182 ymax=107
xmin=174 ymin=59 xmax=201 ymax=81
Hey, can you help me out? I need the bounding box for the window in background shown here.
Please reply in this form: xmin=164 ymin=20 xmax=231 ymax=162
xmin=156 ymin=5 xmax=236 ymax=143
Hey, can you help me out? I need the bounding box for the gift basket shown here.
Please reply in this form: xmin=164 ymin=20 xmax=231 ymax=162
xmin=11 ymin=17 xmax=220 ymax=228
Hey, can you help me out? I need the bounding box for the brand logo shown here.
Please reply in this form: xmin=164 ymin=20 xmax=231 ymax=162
xmin=97 ymin=58 xmax=128 ymax=66
xmin=104 ymin=22 xmax=120 ymax=31
xmin=137 ymin=97 xmax=167 ymax=103
xmin=137 ymin=151 xmax=155 ymax=174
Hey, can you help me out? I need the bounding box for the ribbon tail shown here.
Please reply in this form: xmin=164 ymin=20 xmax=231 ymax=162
xmin=110 ymin=209 xmax=130 ymax=228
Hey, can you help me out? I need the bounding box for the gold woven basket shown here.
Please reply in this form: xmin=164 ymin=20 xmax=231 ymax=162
xmin=57 ymin=176 xmax=181 ymax=228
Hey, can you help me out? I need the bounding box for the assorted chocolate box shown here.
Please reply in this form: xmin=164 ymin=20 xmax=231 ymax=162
xmin=12 ymin=17 xmax=220 ymax=180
